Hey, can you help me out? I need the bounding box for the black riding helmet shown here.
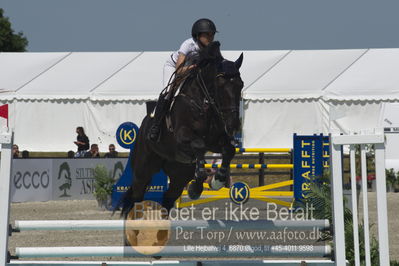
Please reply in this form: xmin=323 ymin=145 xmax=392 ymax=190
xmin=191 ymin=18 xmax=217 ymax=40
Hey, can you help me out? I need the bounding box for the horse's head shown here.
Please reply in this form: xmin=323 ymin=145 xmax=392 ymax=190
xmin=214 ymin=53 xmax=244 ymax=136
xmin=193 ymin=43 xmax=243 ymax=137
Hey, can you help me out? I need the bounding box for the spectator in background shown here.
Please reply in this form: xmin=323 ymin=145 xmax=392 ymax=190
xmin=67 ymin=150 xmax=75 ymax=158
xmin=21 ymin=150 xmax=29 ymax=158
xmin=84 ymin=144 xmax=100 ymax=158
xmin=12 ymin=144 xmax=19 ymax=158
xmin=74 ymin=126 xmax=89 ymax=158
xmin=104 ymin=144 xmax=118 ymax=158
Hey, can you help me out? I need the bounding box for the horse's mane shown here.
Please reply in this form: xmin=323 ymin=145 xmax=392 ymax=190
xmin=169 ymin=41 xmax=223 ymax=91
xmin=195 ymin=42 xmax=241 ymax=78
xmin=197 ymin=41 xmax=223 ymax=67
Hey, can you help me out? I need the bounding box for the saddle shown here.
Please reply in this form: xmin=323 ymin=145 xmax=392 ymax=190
xmin=164 ymin=76 xmax=188 ymax=133
xmin=152 ymin=67 xmax=196 ymax=137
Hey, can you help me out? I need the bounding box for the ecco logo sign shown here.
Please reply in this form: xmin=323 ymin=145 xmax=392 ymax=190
xmin=14 ymin=171 xmax=50 ymax=189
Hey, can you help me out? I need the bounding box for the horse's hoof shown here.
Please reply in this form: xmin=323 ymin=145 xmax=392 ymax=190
xmin=210 ymin=177 xmax=224 ymax=190
xmin=195 ymin=169 xmax=208 ymax=179
xmin=187 ymin=180 xmax=204 ymax=200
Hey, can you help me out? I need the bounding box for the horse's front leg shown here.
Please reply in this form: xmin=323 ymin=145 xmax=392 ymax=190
xmin=175 ymin=126 xmax=208 ymax=199
xmin=211 ymin=140 xmax=235 ymax=190
xmin=187 ymin=138 xmax=209 ymax=199
xmin=187 ymin=154 xmax=208 ymax=200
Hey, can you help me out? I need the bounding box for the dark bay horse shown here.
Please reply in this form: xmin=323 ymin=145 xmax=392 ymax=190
xmin=122 ymin=41 xmax=244 ymax=221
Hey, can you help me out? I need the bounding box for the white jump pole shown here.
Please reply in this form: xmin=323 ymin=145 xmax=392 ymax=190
xmin=0 ymin=132 xmax=13 ymax=266
xmin=7 ymin=260 xmax=338 ymax=266
xmin=14 ymin=219 xmax=330 ymax=231
xmin=360 ymin=144 xmax=371 ymax=266
xmin=15 ymin=245 xmax=331 ymax=258
xmin=330 ymin=130 xmax=390 ymax=266
xmin=329 ymin=133 xmax=346 ymax=265
xmin=349 ymin=144 xmax=361 ymax=266
xmin=374 ymin=142 xmax=390 ymax=266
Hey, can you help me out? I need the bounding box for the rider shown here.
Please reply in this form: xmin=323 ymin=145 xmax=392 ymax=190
xmin=148 ymin=18 xmax=217 ymax=142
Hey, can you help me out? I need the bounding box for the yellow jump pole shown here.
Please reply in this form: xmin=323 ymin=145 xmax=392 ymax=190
xmin=203 ymin=163 xmax=293 ymax=169
xmin=235 ymin=148 xmax=291 ymax=153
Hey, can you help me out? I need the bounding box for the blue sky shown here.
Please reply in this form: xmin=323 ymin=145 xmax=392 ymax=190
xmin=2 ymin=0 xmax=399 ymax=52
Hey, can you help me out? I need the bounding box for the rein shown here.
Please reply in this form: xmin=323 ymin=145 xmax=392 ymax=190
xmin=196 ymin=69 xmax=232 ymax=137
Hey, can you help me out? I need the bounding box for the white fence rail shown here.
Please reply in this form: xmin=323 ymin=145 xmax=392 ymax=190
xmin=14 ymin=219 xmax=330 ymax=231
xmin=0 ymin=132 xmax=13 ymax=266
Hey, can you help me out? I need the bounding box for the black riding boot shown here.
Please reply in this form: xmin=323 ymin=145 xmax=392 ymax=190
xmin=148 ymin=95 xmax=169 ymax=142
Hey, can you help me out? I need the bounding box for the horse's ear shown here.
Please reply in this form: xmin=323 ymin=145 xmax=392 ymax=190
xmin=235 ymin=53 xmax=243 ymax=69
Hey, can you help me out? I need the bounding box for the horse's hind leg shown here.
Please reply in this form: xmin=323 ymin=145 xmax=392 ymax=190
xmin=122 ymin=166 xmax=154 ymax=216
xmin=152 ymin=162 xmax=195 ymax=246
xmin=162 ymin=161 xmax=195 ymax=212
xmin=124 ymin=150 xmax=163 ymax=246
xmin=123 ymin=167 xmax=155 ymax=247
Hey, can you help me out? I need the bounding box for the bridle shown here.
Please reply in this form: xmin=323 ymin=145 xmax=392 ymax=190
xmin=196 ymin=67 xmax=241 ymax=137
xmin=215 ymin=74 xmax=241 ymax=116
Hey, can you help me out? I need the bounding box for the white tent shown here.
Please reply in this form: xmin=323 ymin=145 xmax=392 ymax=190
xmin=0 ymin=52 xmax=168 ymax=152
xmin=1 ymin=49 xmax=399 ymax=152
xmin=242 ymin=49 xmax=366 ymax=148
xmin=322 ymin=49 xmax=399 ymax=138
